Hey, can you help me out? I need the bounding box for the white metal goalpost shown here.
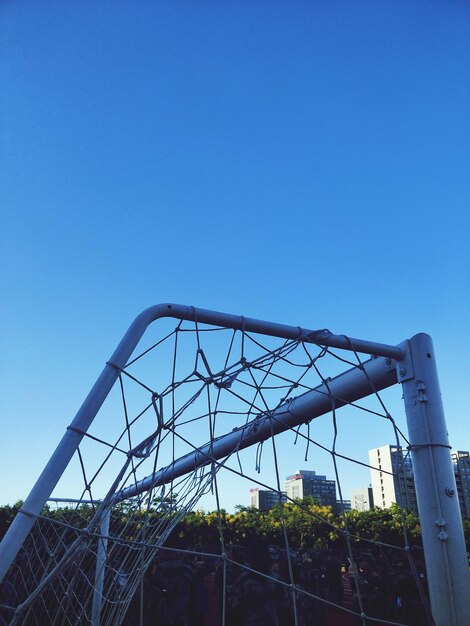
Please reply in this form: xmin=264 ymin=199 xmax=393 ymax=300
xmin=0 ymin=304 xmax=468 ymax=625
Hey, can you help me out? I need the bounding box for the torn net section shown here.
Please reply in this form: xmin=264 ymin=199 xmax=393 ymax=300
xmin=0 ymin=319 xmax=433 ymax=625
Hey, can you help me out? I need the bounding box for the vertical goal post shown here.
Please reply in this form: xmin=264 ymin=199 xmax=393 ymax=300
xmin=0 ymin=303 xmax=468 ymax=626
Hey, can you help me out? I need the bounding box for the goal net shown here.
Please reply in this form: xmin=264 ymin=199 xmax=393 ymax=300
xmin=0 ymin=305 xmax=466 ymax=626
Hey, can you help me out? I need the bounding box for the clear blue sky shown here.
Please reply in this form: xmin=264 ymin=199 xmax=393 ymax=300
xmin=1 ymin=1 xmax=469 ymax=511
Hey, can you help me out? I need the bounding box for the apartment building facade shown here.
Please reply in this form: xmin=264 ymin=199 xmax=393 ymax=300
xmin=369 ymin=445 xmax=470 ymax=518
xmin=284 ymin=469 xmax=337 ymax=508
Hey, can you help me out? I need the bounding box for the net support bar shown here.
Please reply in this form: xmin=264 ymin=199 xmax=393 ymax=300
xmin=0 ymin=304 xmax=403 ymax=584
xmin=114 ymin=355 xmax=398 ymax=502
xmin=91 ymin=507 xmax=111 ymax=626
xmin=402 ymin=334 xmax=470 ymax=626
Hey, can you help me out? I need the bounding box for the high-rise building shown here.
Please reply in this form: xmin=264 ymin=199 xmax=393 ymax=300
xmin=452 ymin=451 xmax=470 ymax=519
xmin=368 ymin=445 xmax=418 ymax=514
xmin=369 ymin=446 xmax=470 ymax=519
xmin=351 ymin=487 xmax=374 ymax=511
xmin=284 ymin=470 xmax=337 ymax=508
xmin=336 ymin=499 xmax=351 ymax=514
xmin=249 ymin=488 xmax=286 ymax=510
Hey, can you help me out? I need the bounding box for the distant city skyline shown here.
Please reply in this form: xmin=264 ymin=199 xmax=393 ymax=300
xmin=249 ymin=446 xmax=470 ymax=519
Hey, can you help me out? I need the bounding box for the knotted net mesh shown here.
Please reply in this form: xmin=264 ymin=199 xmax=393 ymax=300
xmin=0 ymin=318 xmax=433 ymax=625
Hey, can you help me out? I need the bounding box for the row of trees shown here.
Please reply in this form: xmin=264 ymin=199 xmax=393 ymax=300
xmin=2 ymin=498 xmax=469 ymax=552
xmin=166 ymin=500 xmax=422 ymax=550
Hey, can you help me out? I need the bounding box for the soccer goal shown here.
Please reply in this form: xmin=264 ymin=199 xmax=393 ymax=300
xmin=0 ymin=304 xmax=468 ymax=626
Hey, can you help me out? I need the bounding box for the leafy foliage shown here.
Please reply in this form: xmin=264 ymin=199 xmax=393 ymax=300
xmin=2 ymin=499 xmax=467 ymax=553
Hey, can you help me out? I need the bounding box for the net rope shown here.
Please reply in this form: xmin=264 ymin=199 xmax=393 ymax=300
xmin=0 ymin=319 xmax=434 ymax=626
